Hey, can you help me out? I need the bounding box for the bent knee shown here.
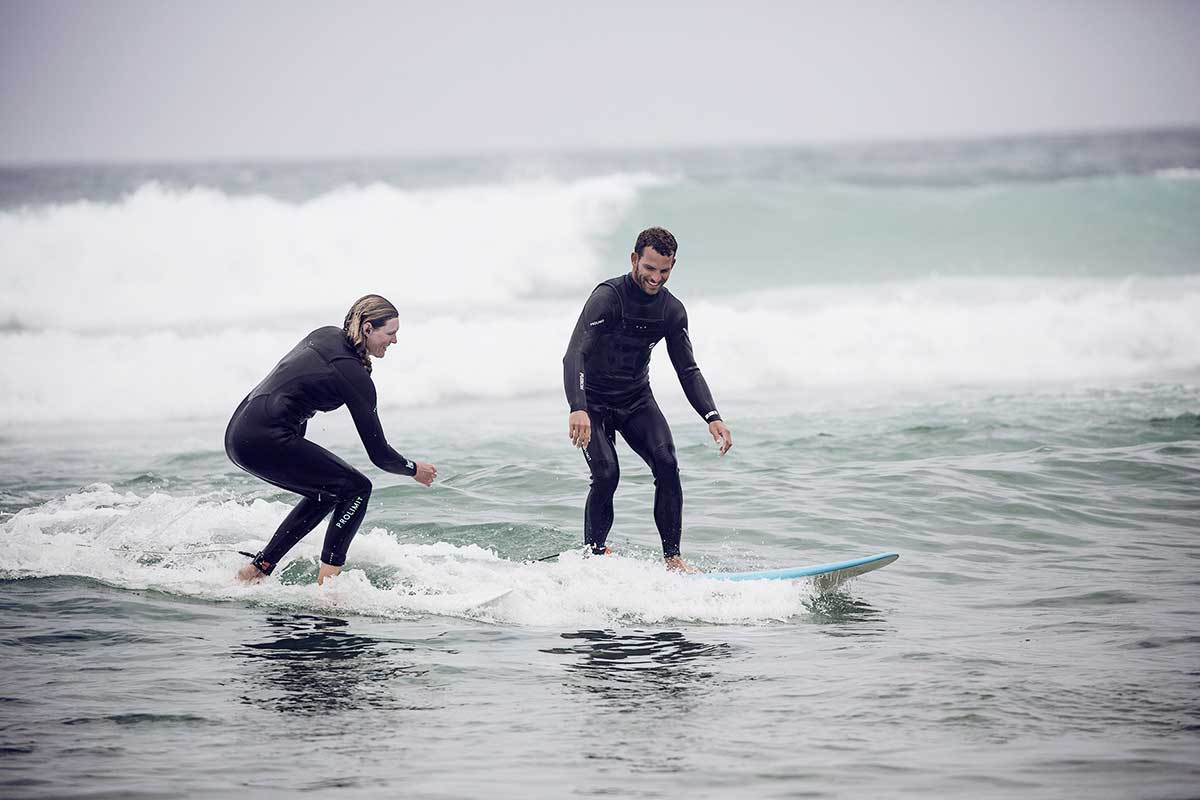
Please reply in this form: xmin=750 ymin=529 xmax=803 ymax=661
xmin=651 ymin=445 xmax=680 ymax=485
xmin=589 ymin=462 xmax=620 ymax=492
xmin=343 ymin=472 xmax=372 ymax=499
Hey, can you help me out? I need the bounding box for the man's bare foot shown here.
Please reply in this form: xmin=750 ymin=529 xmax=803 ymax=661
xmin=236 ymin=563 xmax=264 ymax=583
xmin=664 ymin=555 xmax=700 ymax=574
xmin=317 ymin=562 xmax=342 ymax=585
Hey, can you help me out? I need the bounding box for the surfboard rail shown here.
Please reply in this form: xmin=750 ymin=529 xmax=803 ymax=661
xmin=704 ymin=552 xmax=899 ymax=590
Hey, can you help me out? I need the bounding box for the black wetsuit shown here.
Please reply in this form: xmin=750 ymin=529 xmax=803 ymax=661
xmin=224 ymin=326 xmax=416 ymax=574
xmin=563 ymin=274 xmax=721 ymax=557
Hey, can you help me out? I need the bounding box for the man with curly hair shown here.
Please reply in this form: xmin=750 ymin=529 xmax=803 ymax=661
xmin=563 ymin=226 xmax=733 ymax=572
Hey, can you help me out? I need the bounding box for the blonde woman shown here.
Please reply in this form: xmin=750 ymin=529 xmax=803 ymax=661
xmin=225 ymin=294 xmax=437 ymax=584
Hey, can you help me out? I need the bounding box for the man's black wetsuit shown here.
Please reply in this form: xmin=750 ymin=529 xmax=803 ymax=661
xmin=225 ymin=326 xmax=416 ymax=574
xmin=563 ymin=274 xmax=721 ymax=557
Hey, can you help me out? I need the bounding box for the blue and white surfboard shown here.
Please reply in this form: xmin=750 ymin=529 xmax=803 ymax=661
xmin=705 ymin=552 xmax=899 ymax=591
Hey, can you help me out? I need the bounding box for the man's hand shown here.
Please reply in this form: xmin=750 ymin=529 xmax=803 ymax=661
xmin=709 ymin=420 xmax=733 ymax=455
xmin=569 ymin=410 xmax=592 ymax=449
xmin=413 ymin=461 xmax=437 ymax=487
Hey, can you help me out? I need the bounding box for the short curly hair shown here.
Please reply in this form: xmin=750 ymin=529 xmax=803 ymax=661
xmin=633 ymin=226 xmax=678 ymax=258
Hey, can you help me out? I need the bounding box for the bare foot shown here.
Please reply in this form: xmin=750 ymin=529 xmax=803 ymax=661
xmin=317 ymin=562 xmax=342 ymax=585
xmin=664 ymin=555 xmax=700 ymax=574
xmin=236 ymin=563 xmax=264 ymax=583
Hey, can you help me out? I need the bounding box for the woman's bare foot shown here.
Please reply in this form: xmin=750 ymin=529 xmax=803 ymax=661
xmin=317 ymin=562 xmax=342 ymax=585
xmin=664 ymin=555 xmax=700 ymax=574
xmin=236 ymin=562 xmax=264 ymax=583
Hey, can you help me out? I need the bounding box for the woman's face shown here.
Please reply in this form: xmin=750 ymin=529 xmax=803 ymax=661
xmin=364 ymin=317 xmax=399 ymax=359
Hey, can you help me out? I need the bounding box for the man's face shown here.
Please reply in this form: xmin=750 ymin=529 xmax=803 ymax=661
xmin=630 ymin=246 xmax=674 ymax=295
xmin=365 ymin=317 xmax=399 ymax=358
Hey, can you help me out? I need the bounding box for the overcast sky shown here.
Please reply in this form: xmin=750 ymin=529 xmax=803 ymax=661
xmin=2 ymin=0 xmax=1198 ymax=163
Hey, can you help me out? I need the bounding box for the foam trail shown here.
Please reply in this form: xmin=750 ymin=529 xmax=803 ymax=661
xmin=0 ymin=485 xmax=809 ymax=626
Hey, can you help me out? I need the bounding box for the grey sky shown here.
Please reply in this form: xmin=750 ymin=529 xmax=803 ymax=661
xmin=2 ymin=0 xmax=1199 ymax=163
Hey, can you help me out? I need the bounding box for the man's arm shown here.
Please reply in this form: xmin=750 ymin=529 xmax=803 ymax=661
xmin=563 ymin=286 xmax=616 ymax=449
xmin=665 ymin=306 xmax=720 ymax=423
xmin=666 ymin=304 xmax=733 ymax=455
xmin=562 ymin=286 xmax=616 ymax=412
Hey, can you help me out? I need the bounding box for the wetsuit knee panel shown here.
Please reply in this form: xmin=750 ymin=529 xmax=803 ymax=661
xmin=342 ymin=472 xmax=372 ymax=499
xmin=588 ymin=460 xmax=620 ymax=490
xmin=650 ymin=443 xmax=679 ymax=475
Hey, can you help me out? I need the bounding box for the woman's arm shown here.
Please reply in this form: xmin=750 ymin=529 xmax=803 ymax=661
xmin=332 ymin=358 xmax=418 ymax=476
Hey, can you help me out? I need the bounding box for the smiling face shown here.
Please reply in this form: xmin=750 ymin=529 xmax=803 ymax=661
xmin=363 ymin=317 xmax=399 ymax=358
xmin=630 ymin=246 xmax=675 ymax=295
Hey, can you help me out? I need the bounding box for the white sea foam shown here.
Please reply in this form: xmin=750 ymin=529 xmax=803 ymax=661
xmin=0 ymin=174 xmax=661 ymax=329
xmin=1 ymin=276 xmax=1198 ymax=422
xmin=1154 ymin=167 xmax=1200 ymax=181
xmin=2 ymin=178 xmax=1198 ymax=423
xmin=0 ymin=485 xmax=805 ymax=626
xmin=682 ymin=276 xmax=1200 ymax=390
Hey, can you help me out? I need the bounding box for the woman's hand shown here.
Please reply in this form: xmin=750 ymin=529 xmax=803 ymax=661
xmin=413 ymin=461 xmax=437 ymax=486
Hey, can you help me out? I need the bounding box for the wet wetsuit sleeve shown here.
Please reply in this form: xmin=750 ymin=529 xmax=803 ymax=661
xmin=666 ymin=305 xmax=722 ymax=424
xmin=331 ymin=359 xmax=418 ymax=476
xmin=563 ymin=287 xmax=617 ymax=412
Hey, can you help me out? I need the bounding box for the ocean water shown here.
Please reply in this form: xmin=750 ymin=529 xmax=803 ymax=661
xmin=2 ymin=129 xmax=1199 ymax=798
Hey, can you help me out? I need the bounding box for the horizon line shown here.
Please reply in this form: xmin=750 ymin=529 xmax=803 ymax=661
xmin=2 ymin=123 xmax=1198 ymax=171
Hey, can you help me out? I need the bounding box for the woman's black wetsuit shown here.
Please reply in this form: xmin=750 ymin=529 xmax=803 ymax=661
xmin=225 ymin=326 xmax=416 ymax=574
